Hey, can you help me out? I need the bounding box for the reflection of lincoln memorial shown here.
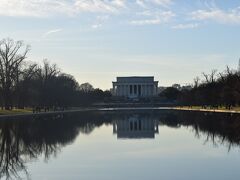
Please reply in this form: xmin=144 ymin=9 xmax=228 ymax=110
xmin=113 ymin=115 xmax=159 ymax=139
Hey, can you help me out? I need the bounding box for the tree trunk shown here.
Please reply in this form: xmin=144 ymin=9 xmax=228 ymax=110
xmin=4 ymin=89 xmax=11 ymax=110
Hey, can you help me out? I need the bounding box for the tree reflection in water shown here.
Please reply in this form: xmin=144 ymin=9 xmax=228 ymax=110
xmin=0 ymin=110 xmax=240 ymax=179
xmin=0 ymin=112 xmax=111 ymax=179
xmin=158 ymin=111 xmax=240 ymax=151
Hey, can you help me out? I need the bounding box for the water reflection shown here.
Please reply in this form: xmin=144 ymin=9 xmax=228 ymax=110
xmin=0 ymin=110 xmax=240 ymax=179
xmin=0 ymin=112 xmax=111 ymax=179
xmin=0 ymin=115 xmax=76 ymax=179
xmin=173 ymin=111 xmax=240 ymax=151
xmin=113 ymin=115 xmax=159 ymax=139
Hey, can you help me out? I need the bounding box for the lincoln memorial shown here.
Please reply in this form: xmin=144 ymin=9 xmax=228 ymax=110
xmin=112 ymin=76 xmax=158 ymax=98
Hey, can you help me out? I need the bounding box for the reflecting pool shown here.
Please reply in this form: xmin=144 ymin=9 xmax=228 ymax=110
xmin=1 ymin=109 xmax=240 ymax=180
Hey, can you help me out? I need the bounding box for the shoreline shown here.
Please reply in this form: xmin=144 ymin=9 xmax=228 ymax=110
xmin=0 ymin=108 xmax=96 ymax=118
xmin=0 ymin=106 xmax=240 ymax=118
xmin=172 ymin=107 xmax=240 ymax=114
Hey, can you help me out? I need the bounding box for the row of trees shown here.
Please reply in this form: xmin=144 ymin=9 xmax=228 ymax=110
xmin=0 ymin=38 xmax=111 ymax=110
xmin=159 ymin=67 xmax=240 ymax=109
xmin=179 ymin=67 xmax=240 ymax=108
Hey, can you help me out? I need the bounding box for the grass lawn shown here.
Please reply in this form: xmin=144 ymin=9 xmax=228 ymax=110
xmin=176 ymin=106 xmax=240 ymax=112
xmin=0 ymin=108 xmax=32 ymax=115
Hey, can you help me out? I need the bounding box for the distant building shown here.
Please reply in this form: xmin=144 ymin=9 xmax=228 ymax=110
xmin=112 ymin=76 xmax=158 ymax=98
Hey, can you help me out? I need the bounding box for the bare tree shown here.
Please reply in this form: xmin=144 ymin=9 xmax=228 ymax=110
xmin=0 ymin=38 xmax=30 ymax=110
xmin=15 ymin=63 xmax=38 ymax=108
xmin=202 ymin=69 xmax=217 ymax=84
xmin=193 ymin=76 xmax=200 ymax=88
xmin=79 ymin=82 xmax=94 ymax=92
xmin=218 ymin=72 xmax=225 ymax=82
xmin=36 ymin=60 xmax=60 ymax=107
xmin=226 ymin=66 xmax=233 ymax=76
xmin=202 ymin=73 xmax=210 ymax=83
xmin=36 ymin=59 xmax=59 ymax=84
xmin=210 ymin=69 xmax=217 ymax=83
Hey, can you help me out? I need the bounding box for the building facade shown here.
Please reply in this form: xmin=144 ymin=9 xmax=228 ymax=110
xmin=112 ymin=76 xmax=158 ymax=98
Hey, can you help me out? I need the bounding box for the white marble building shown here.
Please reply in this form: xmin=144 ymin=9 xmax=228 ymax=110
xmin=112 ymin=76 xmax=158 ymax=98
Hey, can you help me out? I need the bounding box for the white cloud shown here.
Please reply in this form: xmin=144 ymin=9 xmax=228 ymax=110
xmin=0 ymin=0 xmax=127 ymax=17
xmin=91 ymin=15 xmax=109 ymax=29
xmin=74 ymin=0 xmax=117 ymax=13
xmin=137 ymin=10 xmax=155 ymax=16
xmin=130 ymin=18 xmax=162 ymax=25
xmin=111 ymin=0 xmax=126 ymax=8
xmin=0 ymin=0 xmax=74 ymax=17
xmin=136 ymin=0 xmax=172 ymax=8
xmin=136 ymin=0 xmax=146 ymax=8
xmin=42 ymin=29 xmax=62 ymax=37
xmin=191 ymin=7 xmax=240 ymax=24
xmin=96 ymin=15 xmax=110 ymax=21
xmin=92 ymin=24 xmax=102 ymax=29
xmin=3 ymin=0 xmax=240 ymax=29
xmin=133 ymin=0 xmax=174 ymax=25
xmin=130 ymin=11 xmax=175 ymax=25
xmin=172 ymin=23 xmax=199 ymax=29
xmin=152 ymin=0 xmax=172 ymax=6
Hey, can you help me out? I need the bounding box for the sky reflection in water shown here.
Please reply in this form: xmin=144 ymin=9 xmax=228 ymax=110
xmin=1 ymin=110 xmax=240 ymax=180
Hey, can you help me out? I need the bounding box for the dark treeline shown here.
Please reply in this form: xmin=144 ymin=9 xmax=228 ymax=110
xmin=160 ymin=67 xmax=240 ymax=108
xmin=180 ymin=68 xmax=240 ymax=108
xmin=0 ymin=38 xmax=111 ymax=110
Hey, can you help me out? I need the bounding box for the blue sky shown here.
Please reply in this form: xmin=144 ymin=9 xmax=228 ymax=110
xmin=0 ymin=0 xmax=240 ymax=89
